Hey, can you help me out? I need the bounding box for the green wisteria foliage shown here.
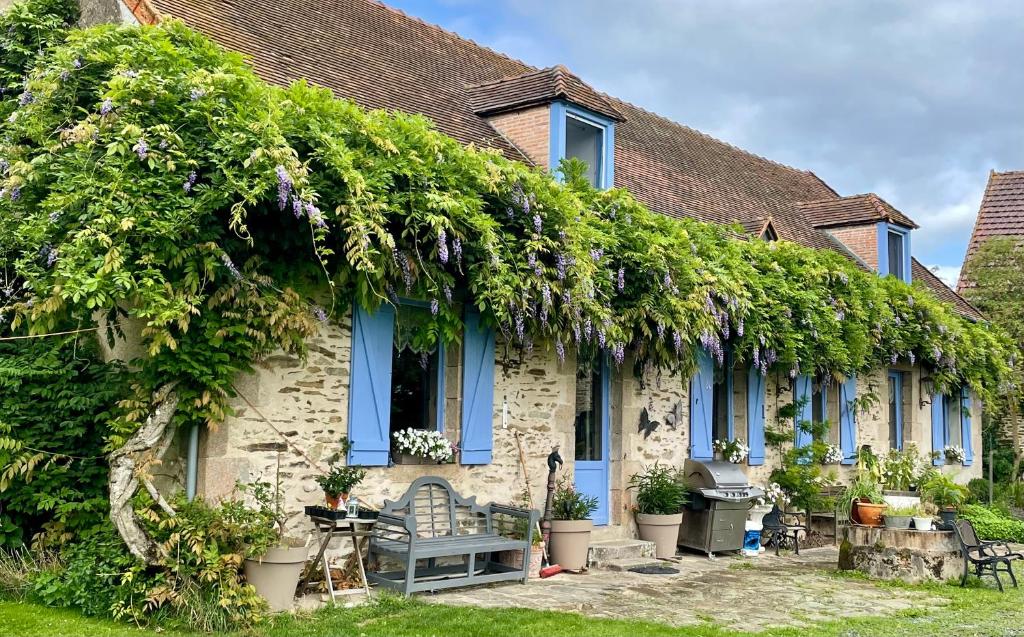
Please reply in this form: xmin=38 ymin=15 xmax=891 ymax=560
xmin=0 ymin=2 xmax=1012 ymax=443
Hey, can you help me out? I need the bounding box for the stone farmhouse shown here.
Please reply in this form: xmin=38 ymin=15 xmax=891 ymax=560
xmin=81 ymin=0 xmax=983 ymax=541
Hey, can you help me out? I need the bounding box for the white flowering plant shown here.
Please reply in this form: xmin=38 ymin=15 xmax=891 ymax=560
xmin=392 ymin=428 xmax=455 ymax=462
xmin=944 ymin=445 xmax=967 ymax=464
xmin=756 ymin=482 xmax=790 ymax=507
xmin=712 ymin=438 xmax=749 ymax=464
xmin=822 ymin=444 xmax=844 ymax=465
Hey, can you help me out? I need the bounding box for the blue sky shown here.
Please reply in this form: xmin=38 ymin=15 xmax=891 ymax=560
xmin=386 ymin=0 xmax=1024 ymax=287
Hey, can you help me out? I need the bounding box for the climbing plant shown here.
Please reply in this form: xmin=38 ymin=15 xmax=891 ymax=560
xmin=0 ymin=0 xmax=1011 ymax=448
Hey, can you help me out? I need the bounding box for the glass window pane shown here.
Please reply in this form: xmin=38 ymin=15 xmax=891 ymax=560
xmin=712 ymin=374 xmax=730 ymax=441
xmin=575 ymin=363 xmax=603 ymax=461
xmin=888 ymin=232 xmax=904 ymax=279
xmin=888 ymin=375 xmax=899 ymax=449
xmin=565 ymin=115 xmax=603 ymax=187
xmin=945 ymin=395 xmax=962 ymax=447
xmin=389 ymin=347 xmax=438 ymax=435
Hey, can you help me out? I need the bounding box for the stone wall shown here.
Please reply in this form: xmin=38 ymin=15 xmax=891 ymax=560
xmin=195 ymin=305 xmax=982 ymax=551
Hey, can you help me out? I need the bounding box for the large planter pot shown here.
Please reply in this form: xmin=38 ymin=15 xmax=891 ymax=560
xmin=243 ymin=546 xmax=307 ymax=612
xmin=324 ymin=492 xmax=347 ymax=510
xmin=548 ymin=519 xmax=593 ymax=571
xmin=883 ymin=515 xmax=912 ymax=530
xmin=855 ymin=501 xmax=886 ymax=527
xmin=912 ymin=516 xmax=933 ymax=531
xmin=496 ymin=542 xmax=545 ymax=579
xmin=748 ymin=504 xmax=773 ymax=526
xmin=937 ymin=508 xmax=957 ymax=531
xmin=636 ymin=513 xmax=683 ymax=559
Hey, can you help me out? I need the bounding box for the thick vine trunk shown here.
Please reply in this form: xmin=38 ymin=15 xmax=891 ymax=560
xmin=1011 ymin=396 xmax=1022 ymax=485
xmin=108 ymin=383 xmax=179 ymax=564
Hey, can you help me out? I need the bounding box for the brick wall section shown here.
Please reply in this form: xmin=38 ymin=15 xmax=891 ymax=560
xmin=485 ymin=105 xmax=550 ymax=169
xmin=828 ymin=224 xmax=879 ymax=270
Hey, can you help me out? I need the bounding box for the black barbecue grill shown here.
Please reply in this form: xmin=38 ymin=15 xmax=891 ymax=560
xmin=677 ymin=458 xmax=763 ymax=557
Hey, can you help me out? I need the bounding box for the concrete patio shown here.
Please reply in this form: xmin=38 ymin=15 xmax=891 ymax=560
xmin=425 ymin=547 xmax=949 ymax=632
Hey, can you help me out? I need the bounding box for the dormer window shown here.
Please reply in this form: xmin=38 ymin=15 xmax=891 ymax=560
xmin=565 ymin=114 xmax=604 ymax=187
xmin=550 ymin=101 xmax=616 ymax=190
xmin=879 ymin=222 xmax=911 ymax=283
xmin=887 ymin=230 xmax=905 ymax=280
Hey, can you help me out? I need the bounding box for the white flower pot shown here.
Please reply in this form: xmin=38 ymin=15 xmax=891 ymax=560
xmin=748 ymin=504 xmax=773 ymax=526
xmin=912 ymin=516 xmax=933 ymax=531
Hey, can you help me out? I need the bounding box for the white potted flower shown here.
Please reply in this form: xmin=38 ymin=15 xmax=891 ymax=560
xmin=392 ymin=427 xmax=456 ymax=464
xmin=943 ymin=445 xmax=967 ymax=464
xmin=712 ymin=439 xmax=749 ymax=464
xmin=749 ymin=482 xmax=788 ymax=525
xmin=822 ymin=444 xmax=844 ymax=465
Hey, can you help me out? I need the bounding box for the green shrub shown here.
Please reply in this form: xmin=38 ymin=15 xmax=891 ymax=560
xmin=959 ymin=504 xmax=1024 ymax=543
xmin=967 ymin=478 xmax=990 ymax=504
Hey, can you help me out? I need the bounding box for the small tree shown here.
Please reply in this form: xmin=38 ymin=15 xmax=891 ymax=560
xmin=961 ymin=236 xmax=1024 ymax=483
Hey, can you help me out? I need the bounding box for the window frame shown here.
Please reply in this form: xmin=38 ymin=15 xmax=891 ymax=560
xmin=888 ymin=370 xmax=904 ymax=450
xmin=549 ymin=101 xmax=616 ymax=190
xmin=877 ymin=222 xmax=912 ymax=283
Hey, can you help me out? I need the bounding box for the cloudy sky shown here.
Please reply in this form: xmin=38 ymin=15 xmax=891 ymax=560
xmin=388 ymin=0 xmax=1023 ymax=287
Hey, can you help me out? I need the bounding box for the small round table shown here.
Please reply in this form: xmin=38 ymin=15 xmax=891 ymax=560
xmin=302 ymin=515 xmax=377 ymax=602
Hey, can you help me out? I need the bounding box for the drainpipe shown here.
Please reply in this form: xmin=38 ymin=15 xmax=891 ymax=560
xmin=185 ymin=424 xmax=199 ymax=501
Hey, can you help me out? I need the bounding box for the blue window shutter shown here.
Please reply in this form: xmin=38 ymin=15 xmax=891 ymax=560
xmin=961 ymin=387 xmax=974 ymax=466
xmin=794 ymin=375 xmax=814 ymax=449
xmin=460 ymin=310 xmax=495 ymax=465
xmin=746 ymin=365 xmax=765 ymax=466
xmin=931 ymin=393 xmax=946 ymax=466
xmin=839 ymin=376 xmax=858 ymax=465
xmin=689 ymin=349 xmax=714 ymax=460
xmin=347 ymin=303 xmax=395 ymax=466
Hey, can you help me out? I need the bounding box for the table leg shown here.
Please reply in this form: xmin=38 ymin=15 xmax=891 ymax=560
xmin=323 ymin=547 xmax=338 ymax=604
xmin=351 ymin=530 xmax=371 ymax=598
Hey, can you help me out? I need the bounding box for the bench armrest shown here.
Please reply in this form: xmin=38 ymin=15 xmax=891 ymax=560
xmin=372 ymin=512 xmax=418 ymax=543
xmin=490 ymin=503 xmax=538 ymax=521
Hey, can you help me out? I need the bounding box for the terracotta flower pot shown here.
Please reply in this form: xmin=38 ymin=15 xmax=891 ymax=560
xmin=496 ymin=542 xmax=545 ymax=578
xmin=548 ymin=519 xmax=593 ymax=571
xmin=324 ymin=492 xmax=347 ymax=510
xmin=636 ymin=513 xmax=683 ymax=559
xmin=243 ymin=546 xmax=307 ymax=612
xmin=855 ymin=501 xmax=886 ymax=527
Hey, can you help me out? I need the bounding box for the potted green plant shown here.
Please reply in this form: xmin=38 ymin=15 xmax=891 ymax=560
xmin=883 ymin=504 xmax=916 ymax=529
xmin=314 ymin=462 xmax=366 ymax=509
xmin=628 ymin=463 xmax=688 ymax=558
xmin=844 ymin=477 xmax=886 ymax=527
xmin=548 ymin=478 xmax=598 ymax=571
xmin=238 ymin=479 xmax=307 ymax=612
xmin=921 ymin=473 xmax=968 ymax=530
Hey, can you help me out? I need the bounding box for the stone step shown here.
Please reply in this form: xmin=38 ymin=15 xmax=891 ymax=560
xmin=587 ymin=538 xmax=656 ymax=569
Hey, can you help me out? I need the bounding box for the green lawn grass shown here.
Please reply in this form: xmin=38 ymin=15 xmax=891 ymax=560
xmin=2 ymin=571 xmax=1022 ymax=637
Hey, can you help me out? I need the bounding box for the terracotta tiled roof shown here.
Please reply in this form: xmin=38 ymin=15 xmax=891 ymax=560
xmin=797 ymin=194 xmax=919 ymax=230
xmin=912 ymin=258 xmax=983 ymax=321
xmin=958 ymin=170 xmax=1024 ymax=292
xmin=467 ymin=66 xmax=624 ymax=122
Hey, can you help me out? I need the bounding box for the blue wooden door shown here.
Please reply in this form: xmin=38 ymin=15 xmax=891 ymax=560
xmin=574 ymin=356 xmax=610 ymax=525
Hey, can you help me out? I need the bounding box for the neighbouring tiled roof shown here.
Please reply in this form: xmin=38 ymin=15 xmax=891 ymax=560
xmin=466 ymin=66 xmax=624 ymax=122
xmin=912 ymin=258 xmax=983 ymax=321
xmin=958 ymin=170 xmax=1024 ymax=291
xmin=143 ymin=0 xmax=976 ymax=318
xmin=797 ymin=194 xmax=919 ymax=230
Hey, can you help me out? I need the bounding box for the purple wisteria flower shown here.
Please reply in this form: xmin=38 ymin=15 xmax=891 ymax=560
xmin=190 ymin=88 xmax=206 ymax=100
xmin=18 ymin=91 xmax=33 ymax=106
xmin=398 ymin=252 xmax=412 ymax=289
xmin=443 ymin=284 xmax=453 ymax=304
xmin=221 ymin=254 xmax=242 ymax=280
xmin=59 ymin=70 xmax=69 ymax=82
xmin=673 ymin=330 xmax=683 ymax=352
xmin=275 ymin=165 xmax=291 ymax=210
xmin=40 ymin=245 xmax=58 ymax=267
xmin=656 ymin=323 xmax=665 ymax=339
xmin=452 ymin=237 xmax=462 ymax=265
xmin=0 ymin=159 xmax=8 ymax=175
xmin=183 ymin=171 xmax=197 ymax=193
xmin=561 ymin=289 xmax=571 ymax=305
xmin=789 ymin=367 xmax=798 ymax=379
xmin=100 ymin=98 xmax=113 ymax=115
xmin=8 ymin=186 xmax=20 ymax=201
xmin=133 ymin=138 xmax=148 ymax=161
xmin=737 ymin=319 xmax=744 ymax=337
xmin=121 ymin=70 xmax=138 ymax=79
xmin=555 ymin=254 xmax=567 ymax=280
xmin=890 ymin=352 xmax=898 ymax=364
xmin=555 ymin=339 xmax=565 ymax=363
xmin=617 ymin=267 xmax=625 ymax=291
xmin=590 ymin=248 xmax=603 ymax=262
xmin=73 ymin=58 xmax=81 ymax=69
xmin=528 ymin=252 xmax=536 ymax=270
xmin=613 ymin=343 xmax=625 ymax=365
xmin=909 ymin=352 xmax=916 ymax=364
xmin=292 ymin=197 xmax=303 ymax=218
xmin=437 ymin=229 xmax=449 ymax=264
xmin=541 ymin=283 xmax=551 ymax=307
xmin=430 ymin=298 xmax=439 ymax=316
xmin=305 ymin=203 xmax=326 ymax=228
xmin=533 ymin=213 xmax=542 ymax=235
xmin=598 ymin=329 xmax=606 ymax=348
xmin=663 ymin=271 xmax=672 ymax=288
xmin=514 ymin=311 xmax=525 ymax=342
xmin=386 ymin=284 xmax=400 ymax=305
xmin=48 ymin=211 xmax=60 ymax=223
xmin=312 ymin=305 xmax=328 ymax=322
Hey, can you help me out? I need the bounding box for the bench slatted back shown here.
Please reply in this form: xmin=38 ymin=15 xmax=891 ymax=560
xmin=382 ymin=476 xmax=490 ymax=538
xmin=954 ymin=518 xmax=982 ymax=558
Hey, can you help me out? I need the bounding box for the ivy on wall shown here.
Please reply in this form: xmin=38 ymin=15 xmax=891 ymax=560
xmin=0 ymin=0 xmax=1012 ymax=450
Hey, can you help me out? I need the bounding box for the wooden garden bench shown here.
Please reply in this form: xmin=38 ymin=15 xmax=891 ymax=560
xmin=366 ymin=476 xmax=539 ymax=595
xmin=953 ymin=519 xmax=1023 ymax=592
xmin=784 ymin=485 xmax=847 ymax=545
